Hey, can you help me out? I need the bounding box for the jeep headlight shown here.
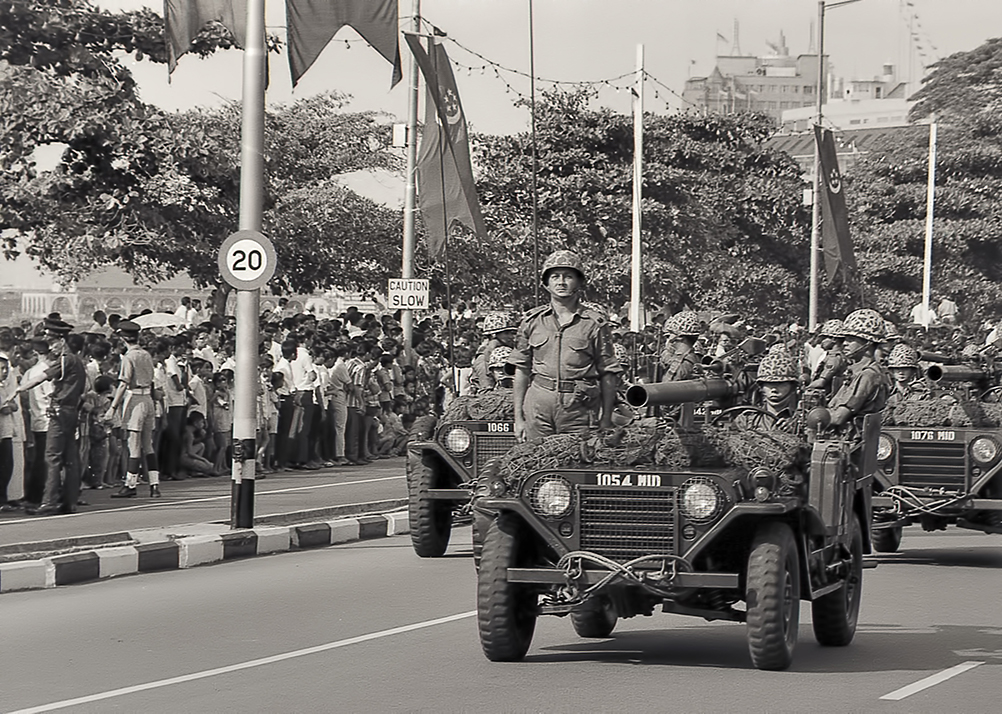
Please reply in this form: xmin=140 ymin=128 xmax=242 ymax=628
xmin=877 ymin=434 xmax=895 ymax=462
xmin=679 ymin=478 xmax=724 ymax=523
xmin=970 ymin=436 xmax=999 ymax=465
xmin=529 ymin=475 xmax=573 ymax=519
xmin=443 ymin=426 xmax=472 ymax=454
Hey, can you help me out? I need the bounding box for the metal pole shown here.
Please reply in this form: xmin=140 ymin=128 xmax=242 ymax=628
xmin=808 ymin=0 xmax=825 ymax=332
xmin=401 ymin=0 xmax=421 ymax=351
xmin=529 ymin=0 xmax=540 ymax=305
xmin=630 ymin=44 xmax=643 ymax=332
xmin=921 ymin=121 xmax=937 ymax=327
xmin=231 ymin=0 xmax=266 ymax=528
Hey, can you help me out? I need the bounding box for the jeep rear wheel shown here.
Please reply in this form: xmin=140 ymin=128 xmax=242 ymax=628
xmin=812 ymin=513 xmax=864 ymax=646
xmin=872 ymin=524 xmax=902 ymax=553
xmin=477 ymin=515 xmax=537 ymax=661
xmin=745 ymin=521 xmax=800 ymax=671
xmin=407 ymin=450 xmax=453 ymax=558
xmin=570 ymin=596 xmax=617 ymax=638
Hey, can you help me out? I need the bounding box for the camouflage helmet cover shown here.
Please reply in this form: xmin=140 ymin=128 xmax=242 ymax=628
xmin=886 ymin=343 xmax=920 ymax=369
xmin=819 ymin=319 xmax=844 ymax=338
xmin=613 ymin=343 xmax=628 ymax=363
xmin=488 ymin=345 xmax=513 ymax=369
xmin=841 ymin=309 xmax=885 ymax=342
xmin=961 ymin=343 xmax=981 ymax=360
xmin=756 ymin=350 xmax=800 ymax=383
xmin=662 ymin=311 xmax=702 ymax=337
xmin=541 ymin=250 xmax=586 ymax=284
xmin=482 ymin=312 xmax=516 ymax=335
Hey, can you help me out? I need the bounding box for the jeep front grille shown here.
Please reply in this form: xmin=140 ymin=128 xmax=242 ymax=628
xmin=474 ymin=433 xmax=516 ymax=474
xmin=898 ymin=441 xmax=967 ymax=490
xmin=578 ymin=487 xmax=675 ymax=563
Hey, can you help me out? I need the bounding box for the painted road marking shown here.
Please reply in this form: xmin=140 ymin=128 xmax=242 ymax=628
xmin=879 ymin=661 xmax=985 ymax=701
xmin=0 ymin=475 xmax=405 ymax=525
xmin=8 ymin=611 xmax=477 ymax=714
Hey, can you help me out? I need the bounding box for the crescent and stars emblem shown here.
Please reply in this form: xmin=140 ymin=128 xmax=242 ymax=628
xmin=828 ymin=167 xmax=842 ymax=194
xmin=440 ymin=85 xmax=462 ymax=125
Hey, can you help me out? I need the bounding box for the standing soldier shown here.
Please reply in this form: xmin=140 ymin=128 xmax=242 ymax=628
xmin=11 ymin=320 xmax=88 ymax=515
xmin=110 ymin=321 xmax=162 ymax=498
xmin=660 ymin=311 xmax=703 ymax=382
xmin=508 ymin=250 xmax=621 ymax=442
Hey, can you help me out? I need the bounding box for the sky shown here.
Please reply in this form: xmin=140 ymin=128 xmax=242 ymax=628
xmin=4 ymin=0 xmax=1001 ymax=289
xmin=91 ymin=0 xmax=1002 ymax=136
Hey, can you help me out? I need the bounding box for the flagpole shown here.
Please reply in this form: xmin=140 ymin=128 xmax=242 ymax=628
xmin=629 ymin=44 xmax=644 ymax=332
xmin=231 ymin=0 xmax=266 ymax=528
xmin=401 ymin=0 xmax=421 ymax=352
xmin=921 ymin=121 xmax=937 ymax=327
xmin=529 ymin=0 xmax=540 ymax=307
xmin=809 ymin=0 xmax=824 ymax=332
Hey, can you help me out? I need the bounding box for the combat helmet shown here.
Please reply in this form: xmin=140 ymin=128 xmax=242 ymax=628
xmin=613 ymin=343 xmax=628 ymax=363
xmin=488 ymin=345 xmax=513 ymax=370
xmin=961 ymin=343 xmax=982 ymax=361
xmin=663 ymin=311 xmax=702 ymax=338
xmin=841 ymin=309 xmax=885 ymax=342
xmin=541 ymin=250 xmax=585 ymax=284
xmin=883 ymin=320 xmax=903 ymax=343
xmin=819 ymin=319 xmax=845 ymax=339
xmin=886 ymin=343 xmax=920 ymax=369
xmin=756 ymin=350 xmax=800 ymax=383
xmin=482 ymin=312 xmax=516 ymax=335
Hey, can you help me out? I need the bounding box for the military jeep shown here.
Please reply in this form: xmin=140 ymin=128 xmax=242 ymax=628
xmin=407 ymin=410 xmax=516 ymax=557
xmin=874 ymin=363 xmax=1002 ymax=550
xmin=473 ymin=378 xmax=877 ymax=670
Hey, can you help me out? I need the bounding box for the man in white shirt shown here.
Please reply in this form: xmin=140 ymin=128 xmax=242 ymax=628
xmin=289 ymin=338 xmax=320 ymax=469
xmin=161 ymin=337 xmax=190 ymax=480
xmin=22 ymin=338 xmax=53 ymax=508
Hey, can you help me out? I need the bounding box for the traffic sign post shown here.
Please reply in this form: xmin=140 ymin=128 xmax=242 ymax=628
xmin=220 ymin=230 xmax=275 ymax=529
xmin=387 ymin=278 xmax=429 ymax=310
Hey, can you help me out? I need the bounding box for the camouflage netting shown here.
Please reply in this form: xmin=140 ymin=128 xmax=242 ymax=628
xmin=887 ymin=400 xmax=1002 ymax=428
xmin=498 ymin=419 xmax=809 ymax=485
xmin=441 ymin=391 xmax=515 ymax=422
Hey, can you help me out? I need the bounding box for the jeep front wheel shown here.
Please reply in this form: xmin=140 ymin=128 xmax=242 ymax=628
xmin=812 ymin=513 xmax=864 ymax=646
xmin=407 ymin=450 xmax=453 ymax=558
xmin=570 ymin=596 xmax=617 ymax=638
xmin=871 ymin=524 xmax=902 ymax=553
xmin=745 ymin=521 xmax=800 ymax=671
xmin=477 ymin=515 xmax=537 ymax=661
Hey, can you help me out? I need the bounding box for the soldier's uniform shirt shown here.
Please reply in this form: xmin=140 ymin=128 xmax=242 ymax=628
xmin=734 ymin=392 xmax=803 ymax=434
xmin=885 ymin=376 xmax=931 ymax=410
xmin=509 ymin=303 xmax=621 ymax=440
xmin=828 ymin=354 xmax=888 ymax=422
xmin=660 ymin=344 xmax=699 ymax=382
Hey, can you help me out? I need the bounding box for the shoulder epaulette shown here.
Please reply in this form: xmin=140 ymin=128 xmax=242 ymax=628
xmin=524 ymin=305 xmax=549 ymax=319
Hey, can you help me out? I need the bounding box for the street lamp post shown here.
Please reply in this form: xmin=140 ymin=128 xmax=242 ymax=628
xmin=809 ymin=0 xmax=862 ymax=332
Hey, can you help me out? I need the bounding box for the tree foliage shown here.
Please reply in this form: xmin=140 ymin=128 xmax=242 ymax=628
xmin=848 ymin=38 xmax=1002 ymax=323
xmin=463 ymin=89 xmax=810 ymax=322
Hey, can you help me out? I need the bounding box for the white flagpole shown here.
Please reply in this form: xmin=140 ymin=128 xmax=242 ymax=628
xmin=921 ymin=121 xmax=937 ymax=327
xmin=630 ymin=44 xmax=644 ymax=332
xmin=401 ymin=0 xmax=421 ymax=350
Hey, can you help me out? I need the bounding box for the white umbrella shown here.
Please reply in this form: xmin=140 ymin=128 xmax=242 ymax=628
xmin=132 ymin=312 xmax=186 ymax=329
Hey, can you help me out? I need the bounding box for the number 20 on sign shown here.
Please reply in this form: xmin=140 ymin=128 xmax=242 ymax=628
xmin=218 ymin=230 xmax=277 ymax=291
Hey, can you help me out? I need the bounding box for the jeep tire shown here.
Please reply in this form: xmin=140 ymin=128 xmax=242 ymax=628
xmin=570 ymin=596 xmax=617 ymax=638
xmin=745 ymin=521 xmax=800 ymax=671
xmin=477 ymin=514 xmax=537 ymax=661
xmin=871 ymin=524 xmax=902 ymax=553
xmin=407 ymin=450 xmax=453 ymax=558
xmin=812 ymin=513 xmax=864 ymax=646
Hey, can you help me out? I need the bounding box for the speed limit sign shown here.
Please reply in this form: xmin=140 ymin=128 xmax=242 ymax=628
xmin=218 ymin=230 xmax=277 ymax=290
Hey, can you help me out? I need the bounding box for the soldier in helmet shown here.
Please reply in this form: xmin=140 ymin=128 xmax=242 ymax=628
xmin=885 ymin=343 xmax=930 ymax=410
xmin=827 ymin=309 xmax=889 ymax=430
xmin=735 ymin=349 xmax=804 ymax=433
xmin=470 ymin=312 xmax=518 ymax=393
xmin=659 ymin=311 xmax=703 ymax=382
xmin=507 ymin=250 xmax=621 ymax=442
xmin=806 ymin=318 xmax=847 ymax=396
xmin=486 ymin=345 xmax=514 ymax=390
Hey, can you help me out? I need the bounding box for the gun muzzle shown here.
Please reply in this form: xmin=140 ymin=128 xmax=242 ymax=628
xmin=925 ymin=364 xmax=987 ymax=382
xmin=626 ymin=378 xmax=738 ymax=408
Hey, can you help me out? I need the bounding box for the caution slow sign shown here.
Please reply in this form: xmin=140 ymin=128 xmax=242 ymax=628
xmin=387 ymin=278 xmax=429 ymax=310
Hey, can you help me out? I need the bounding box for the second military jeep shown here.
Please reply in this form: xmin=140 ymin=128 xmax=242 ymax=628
xmin=407 ymin=408 xmax=516 ymax=557
xmin=874 ymin=363 xmax=1002 ymax=550
xmin=473 ymin=378 xmax=877 ymax=670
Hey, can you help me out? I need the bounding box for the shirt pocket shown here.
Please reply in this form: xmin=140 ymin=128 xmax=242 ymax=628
xmin=564 ymin=335 xmax=594 ymax=369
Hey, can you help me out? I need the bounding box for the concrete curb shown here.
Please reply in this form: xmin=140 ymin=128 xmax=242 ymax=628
xmin=0 ymin=509 xmax=410 ymax=594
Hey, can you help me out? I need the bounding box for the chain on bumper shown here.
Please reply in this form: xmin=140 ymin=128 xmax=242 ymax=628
xmin=880 ymin=484 xmax=972 ymax=518
xmin=539 ymin=551 xmax=695 ymax=610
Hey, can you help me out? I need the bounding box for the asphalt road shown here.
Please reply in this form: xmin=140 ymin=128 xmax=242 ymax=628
xmin=1 ymin=527 xmax=1000 ymax=713
xmin=0 ymin=457 xmax=407 ymax=547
